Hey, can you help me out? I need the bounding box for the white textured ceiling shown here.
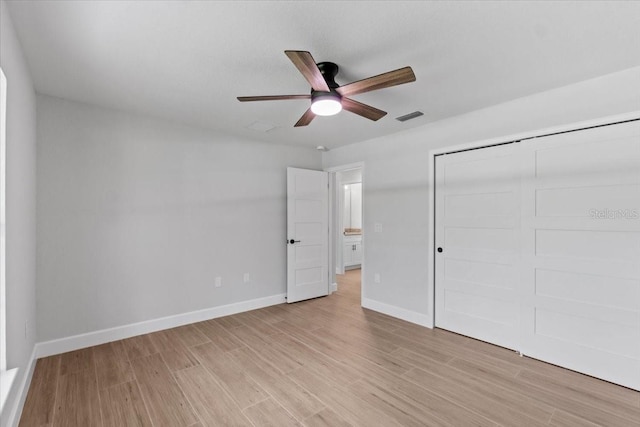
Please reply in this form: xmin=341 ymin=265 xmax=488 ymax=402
xmin=6 ymin=1 xmax=640 ymax=149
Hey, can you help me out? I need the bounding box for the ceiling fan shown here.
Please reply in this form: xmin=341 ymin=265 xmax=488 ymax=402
xmin=237 ymin=50 xmax=416 ymax=127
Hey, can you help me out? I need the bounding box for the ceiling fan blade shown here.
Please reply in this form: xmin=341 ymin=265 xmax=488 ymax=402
xmin=336 ymin=66 xmax=416 ymax=97
xmin=294 ymin=108 xmax=315 ymax=127
xmin=285 ymin=50 xmax=330 ymax=92
xmin=237 ymin=95 xmax=311 ymax=102
xmin=341 ymin=98 xmax=387 ymax=121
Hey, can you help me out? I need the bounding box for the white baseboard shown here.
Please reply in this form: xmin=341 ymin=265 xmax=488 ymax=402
xmin=330 ymin=282 xmax=337 ymax=293
xmin=4 ymin=345 xmax=37 ymax=427
xmin=35 ymin=293 xmax=286 ymax=358
xmin=362 ymin=297 xmax=433 ymax=328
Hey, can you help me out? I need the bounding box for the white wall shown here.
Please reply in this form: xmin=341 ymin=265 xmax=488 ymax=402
xmin=338 ymin=169 xmax=362 ymax=185
xmin=36 ymin=94 xmax=321 ymax=342
xmin=323 ymin=66 xmax=640 ymax=324
xmin=0 ymin=1 xmax=38 ymax=425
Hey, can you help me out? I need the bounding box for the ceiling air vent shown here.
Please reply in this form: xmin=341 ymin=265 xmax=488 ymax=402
xmin=395 ymin=111 xmax=424 ymax=122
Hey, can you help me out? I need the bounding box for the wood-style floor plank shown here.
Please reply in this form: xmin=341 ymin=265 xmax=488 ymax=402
xmin=405 ymin=366 xmax=549 ymax=426
xmin=228 ymin=347 xmax=325 ymax=420
xmin=519 ymin=358 xmax=640 ymax=408
xmin=288 ymin=367 xmax=403 ymax=427
xmin=147 ymin=329 xmax=200 ymax=372
xmin=303 ymin=408 xmax=353 ymax=427
xmin=243 ymin=398 xmax=302 ymax=426
xmin=549 ymin=409 xmax=604 ymax=427
xmin=269 ymin=332 xmax=362 ymax=386
xmin=174 ymin=365 xmax=252 ymax=426
xmin=347 ymin=378 xmax=449 ymax=427
xmin=233 ymin=311 xmax=282 ymax=336
xmin=364 ymin=366 xmax=499 ymax=427
xmin=517 ymin=368 xmax=640 ymax=423
xmin=213 ymin=314 xmax=245 ymax=330
xmin=19 ymin=269 xmax=640 ymax=427
xmin=52 ymin=368 xmax=101 ymax=426
xmin=449 ymin=356 xmax=637 ymax=427
xmin=121 ymin=334 xmax=159 ymax=361
xmin=193 ymin=319 xmax=245 ymax=352
xmin=58 ymin=348 xmax=94 ymax=376
xmin=18 ymin=356 xmax=60 ymax=427
xmin=168 ymin=324 xmax=211 ymax=348
xmin=130 ymin=353 xmax=197 ymax=427
xmin=232 ymin=326 xmax=304 ymax=374
xmin=93 ymin=340 xmax=134 ymax=390
xmin=99 ymin=381 xmax=152 ymax=427
xmin=190 ymin=342 xmax=269 ymax=410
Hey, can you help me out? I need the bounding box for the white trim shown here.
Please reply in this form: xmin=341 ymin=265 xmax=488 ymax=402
xmin=4 ymin=345 xmax=37 ymax=427
xmin=327 ymin=172 xmax=340 ymax=284
xmin=362 ymin=297 xmax=432 ymax=328
xmin=427 ymin=111 xmax=640 ymax=328
xmin=324 ymin=162 xmax=365 ymax=173
xmin=1 ymin=68 xmax=8 ymax=372
xmin=335 ymin=175 xmax=344 ymax=276
xmin=330 ymin=282 xmax=338 ymax=293
xmin=0 ymin=369 xmax=17 ymax=415
xmin=35 ymin=293 xmax=285 ymax=358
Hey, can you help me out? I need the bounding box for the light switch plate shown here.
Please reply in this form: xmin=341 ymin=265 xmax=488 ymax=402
xmin=374 ymin=223 xmax=382 ymax=233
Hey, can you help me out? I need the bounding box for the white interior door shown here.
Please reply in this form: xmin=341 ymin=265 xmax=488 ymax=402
xmin=287 ymin=167 xmax=329 ymax=303
xmin=520 ymin=121 xmax=640 ymax=390
xmin=435 ymin=144 xmax=522 ymax=350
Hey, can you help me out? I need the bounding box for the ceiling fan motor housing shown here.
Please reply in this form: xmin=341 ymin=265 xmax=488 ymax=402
xmin=311 ymin=62 xmax=342 ymax=109
xmin=316 ymin=62 xmax=340 ymax=89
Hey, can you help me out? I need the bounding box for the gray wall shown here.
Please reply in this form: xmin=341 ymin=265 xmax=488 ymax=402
xmin=0 ymin=1 xmax=38 ymax=424
xmin=36 ymin=95 xmax=321 ymax=342
xmin=323 ymin=66 xmax=640 ymax=321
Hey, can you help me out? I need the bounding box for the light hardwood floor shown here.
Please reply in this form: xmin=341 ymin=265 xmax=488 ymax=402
xmin=19 ymin=269 xmax=640 ymax=426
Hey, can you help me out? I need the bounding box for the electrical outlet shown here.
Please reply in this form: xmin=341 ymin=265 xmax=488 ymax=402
xmin=243 ymin=273 xmax=250 ymax=283
xmin=374 ymin=273 xmax=381 ymax=283
xmin=374 ymin=223 xmax=383 ymax=233
xmin=215 ymin=276 xmax=222 ymax=287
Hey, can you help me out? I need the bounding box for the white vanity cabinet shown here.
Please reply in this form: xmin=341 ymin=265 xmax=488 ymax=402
xmin=342 ymin=181 xmax=363 ymax=269
xmin=343 ymin=234 xmax=362 ymax=268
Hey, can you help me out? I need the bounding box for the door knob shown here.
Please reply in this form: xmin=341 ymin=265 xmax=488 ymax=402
xmin=289 ymin=239 xmax=300 ymax=244
xmin=437 ymin=247 xmax=443 ymax=253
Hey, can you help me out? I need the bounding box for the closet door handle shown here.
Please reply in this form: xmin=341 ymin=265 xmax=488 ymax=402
xmin=289 ymin=239 xmax=300 ymax=244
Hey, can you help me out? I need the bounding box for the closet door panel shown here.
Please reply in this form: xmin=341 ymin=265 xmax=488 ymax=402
xmin=435 ymin=143 xmax=522 ymax=351
xmin=520 ymin=120 xmax=640 ymax=390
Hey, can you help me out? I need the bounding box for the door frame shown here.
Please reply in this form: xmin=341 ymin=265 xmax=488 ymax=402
xmin=427 ymin=111 xmax=640 ymax=329
xmin=325 ymin=162 xmax=365 ymax=302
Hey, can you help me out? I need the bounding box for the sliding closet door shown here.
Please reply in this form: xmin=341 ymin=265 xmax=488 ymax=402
xmin=435 ymin=120 xmax=639 ymax=390
xmin=434 ymin=143 xmax=522 ymax=351
xmin=519 ymin=121 xmax=640 ymax=390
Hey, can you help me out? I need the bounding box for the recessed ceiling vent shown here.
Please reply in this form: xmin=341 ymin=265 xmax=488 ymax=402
xmin=245 ymin=120 xmax=276 ymax=132
xmin=395 ymin=111 xmax=424 ymax=122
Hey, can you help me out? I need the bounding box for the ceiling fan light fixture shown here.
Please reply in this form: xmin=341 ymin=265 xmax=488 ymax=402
xmin=238 ymin=51 xmax=416 ymax=126
xmin=311 ymin=92 xmax=342 ymax=116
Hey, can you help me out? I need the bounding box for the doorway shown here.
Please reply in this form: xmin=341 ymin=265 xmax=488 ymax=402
xmin=335 ymin=268 xmax=361 ymax=305
xmin=326 ymin=162 xmax=364 ymax=304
